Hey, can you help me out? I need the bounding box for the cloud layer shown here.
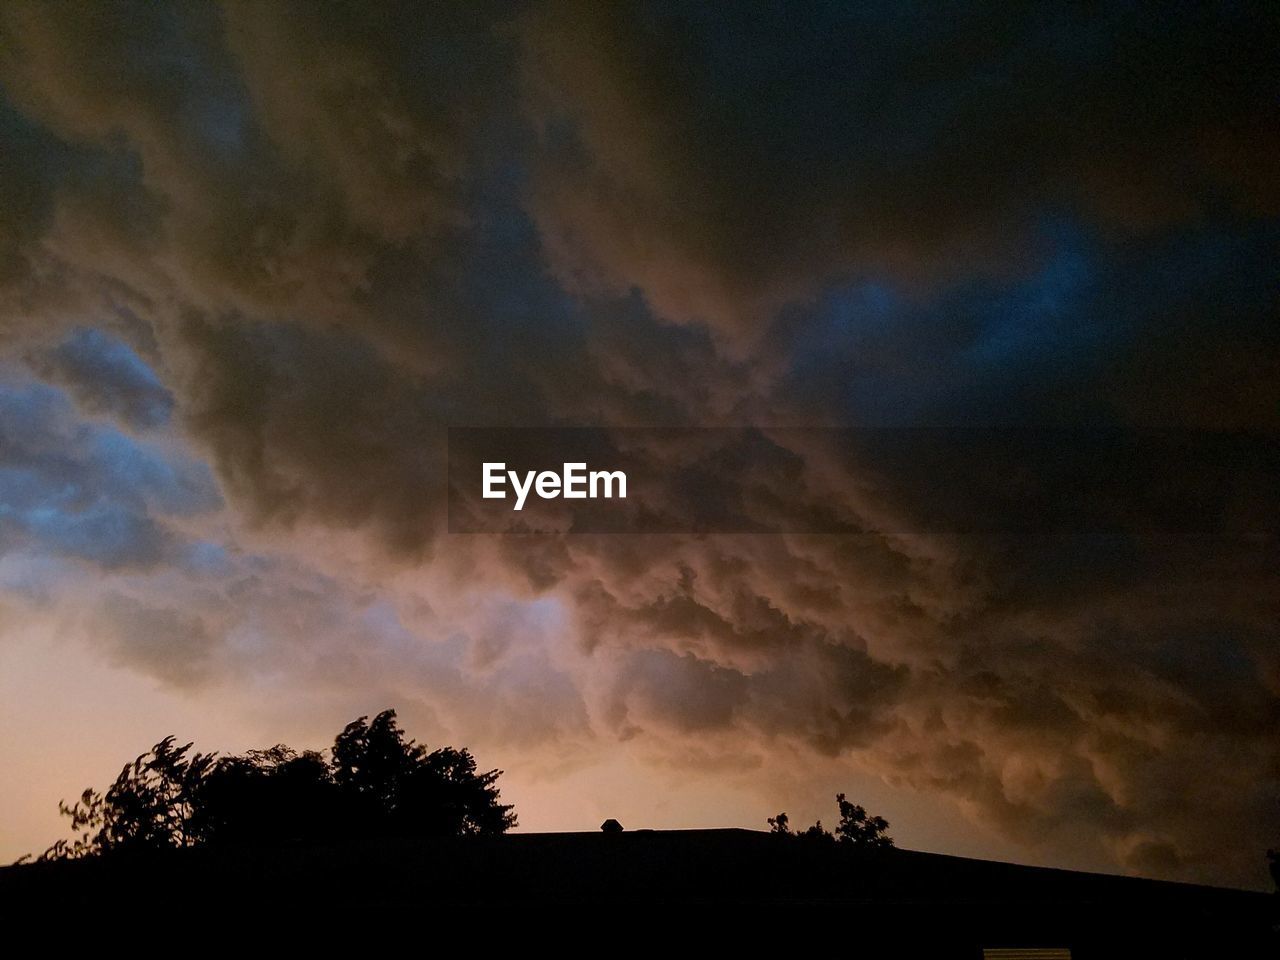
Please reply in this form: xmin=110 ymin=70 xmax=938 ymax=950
xmin=0 ymin=1 xmax=1276 ymax=885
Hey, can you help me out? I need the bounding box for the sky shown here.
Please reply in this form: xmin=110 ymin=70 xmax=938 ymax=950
xmin=0 ymin=1 xmax=1277 ymax=887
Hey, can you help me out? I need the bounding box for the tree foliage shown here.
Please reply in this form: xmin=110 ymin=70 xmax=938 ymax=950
xmin=39 ymin=709 xmax=515 ymax=860
xmin=331 ymin=711 xmax=515 ymax=837
xmin=833 ymin=792 xmax=894 ymax=849
xmin=41 ymin=736 xmax=216 ymax=859
xmin=767 ymin=793 xmax=894 ymax=849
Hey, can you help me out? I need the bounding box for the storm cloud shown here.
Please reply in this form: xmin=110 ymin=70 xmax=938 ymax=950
xmin=0 ymin=1 xmax=1276 ymax=886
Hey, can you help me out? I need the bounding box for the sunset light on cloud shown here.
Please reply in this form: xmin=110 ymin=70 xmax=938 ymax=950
xmin=0 ymin=1 xmax=1276 ymax=894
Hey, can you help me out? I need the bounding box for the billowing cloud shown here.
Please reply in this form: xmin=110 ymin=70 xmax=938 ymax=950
xmin=31 ymin=328 xmax=174 ymax=429
xmin=0 ymin=1 xmax=1275 ymax=888
xmin=0 ymin=376 xmax=218 ymax=570
xmin=520 ymin=2 xmax=1280 ymax=341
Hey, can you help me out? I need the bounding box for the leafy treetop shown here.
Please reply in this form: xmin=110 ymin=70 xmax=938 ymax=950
xmin=38 ymin=709 xmax=515 ymax=860
xmin=768 ymin=793 xmax=894 ymax=849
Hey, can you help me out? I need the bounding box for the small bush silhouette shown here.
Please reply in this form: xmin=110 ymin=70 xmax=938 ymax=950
xmin=38 ymin=709 xmax=515 ymax=860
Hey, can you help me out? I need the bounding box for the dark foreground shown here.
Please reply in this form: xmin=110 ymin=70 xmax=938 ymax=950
xmin=3 ymin=829 xmax=1275 ymax=955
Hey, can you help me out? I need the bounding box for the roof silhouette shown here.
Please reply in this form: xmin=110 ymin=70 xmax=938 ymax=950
xmin=1 ymin=828 xmax=1273 ymax=952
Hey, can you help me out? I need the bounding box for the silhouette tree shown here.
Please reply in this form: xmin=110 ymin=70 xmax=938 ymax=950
xmin=766 ymin=794 xmax=893 ymax=848
xmin=332 ymin=710 xmax=516 ymax=837
xmin=38 ymin=708 xmax=515 ymax=860
xmin=797 ymin=820 xmax=836 ymax=844
xmin=834 ymin=792 xmax=894 ymax=849
xmin=39 ymin=736 xmax=216 ymax=859
xmin=190 ymin=746 xmax=336 ymax=846
xmin=332 ymin=710 xmax=417 ymax=812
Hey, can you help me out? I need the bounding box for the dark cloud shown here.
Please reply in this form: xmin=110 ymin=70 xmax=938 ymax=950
xmin=32 ymin=328 xmax=175 ymax=429
xmin=0 ymin=1 xmax=1276 ymax=887
xmin=520 ymin=1 xmax=1280 ymax=338
xmin=97 ymin=591 xmax=220 ymax=688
